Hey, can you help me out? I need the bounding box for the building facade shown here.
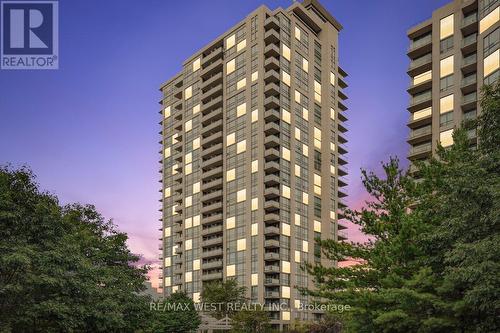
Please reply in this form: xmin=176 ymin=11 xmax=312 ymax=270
xmin=407 ymin=0 xmax=499 ymax=165
xmin=158 ymin=0 xmax=348 ymax=329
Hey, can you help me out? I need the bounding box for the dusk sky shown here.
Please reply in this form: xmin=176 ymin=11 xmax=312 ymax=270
xmin=0 ymin=0 xmax=450 ymax=286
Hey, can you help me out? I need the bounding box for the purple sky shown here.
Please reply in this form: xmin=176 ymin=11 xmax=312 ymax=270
xmin=0 ymin=0 xmax=450 ymax=280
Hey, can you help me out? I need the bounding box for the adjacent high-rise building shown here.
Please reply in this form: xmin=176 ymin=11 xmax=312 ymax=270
xmin=406 ymin=0 xmax=499 ymax=166
xmin=158 ymin=0 xmax=348 ymax=330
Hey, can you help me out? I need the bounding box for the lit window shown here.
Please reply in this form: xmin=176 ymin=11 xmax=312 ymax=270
xmin=484 ymin=49 xmax=499 ymax=77
xmin=282 ymin=71 xmax=291 ymax=86
xmin=330 ymin=165 xmax=336 ymax=175
xmin=282 ymin=286 xmax=290 ymax=298
xmin=330 ymin=211 xmax=336 ymax=220
xmin=295 ymin=90 xmax=301 ymax=103
xmin=193 ymin=137 xmax=200 ymax=150
xmin=314 ymin=220 xmax=322 ymax=232
xmin=282 ymin=260 xmax=291 ymax=273
xmin=185 ymin=163 xmax=192 ymax=175
xmin=236 ymin=39 xmax=246 ymax=52
xmin=413 ymin=70 xmax=432 ymax=85
xmin=440 ymin=129 xmax=454 ymax=147
xmin=237 ymin=238 xmax=246 ymax=251
xmin=314 ymin=174 xmax=322 ymax=186
xmin=236 ymin=102 xmax=247 ymax=117
xmin=185 ymin=152 xmax=192 ymax=164
xmin=164 ymin=187 xmax=171 ymax=198
xmin=413 ymin=107 xmax=432 ymax=120
xmin=302 ymin=107 xmax=309 ymax=121
xmin=251 ymin=273 xmax=258 ymax=286
xmin=282 ymin=223 xmax=290 ymax=236
xmin=164 ymin=106 xmax=171 ymax=118
xmin=251 ymin=160 xmax=258 ymax=173
xmin=295 ymin=164 xmax=301 ymax=177
xmin=440 ymin=94 xmax=454 ymax=113
xmin=193 ymin=292 xmax=200 ymax=303
xmin=303 ymin=192 xmax=309 ymax=205
xmin=193 ymin=182 xmax=200 ymax=194
xmin=303 ymin=240 xmax=309 ymax=252
xmin=185 ymin=195 xmax=192 ymax=207
xmin=226 ymin=34 xmax=235 ymax=49
xmin=295 ymin=127 xmax=301 ymax=140
xmin=330 ymin=142 xmax=336 ymax=151
xmin=172 ymin=286 xmax=178 ymax=293
xmin=330 ymin=72 xmax=336 ymax=86
xmin=193 ymin=215 xmax=200 ymax=226
xmin=282 ymin=108 xmax=291 ymax=124
xmin=236 ymin=140 xmax=246 ymax=154
xmin=226 ymin=216 xmax=235 ymax=229
xmin=440 ymin=14 xmax=454 ymax=40
xmin=294 ymin=300 xmax=301 ymax=309
xmin=282 ymin=311 xmax=290 ymax=321
xmin=227 ymin=264 xmax=236 ymax=276
xmin=164 ymin=226 xmax=171 ymax=237
xmin=302 ymin=144 xmax=308 ymax=156
xmin=251 ymin=223 xmax=258 ymax=236
xmin=480 ymin=7 xmax=499 ymax=34
xmin=282 ymin=185 xmax=291 ymax=199
xmin=294 ymin=213 xmax=301 ymax=226
xmin=237 ymin=78 xmax=246 ymax=90
xmin=193 ymin=104 xmax=200 ymax=114
xmin=440 ymin=56 xmax=454 ymax=78
xmin=227 ymin=168 xmax=236 ymax=182
xmin=251 ymin=198 xmax=258 ymax=211
xmin=237 ymin=189 xmax=246 ymax=202
xmin=295 ymin=26 xmax=301 ymax=40
xmin=192 ymin=58 xmax=201 ymax=72
xmin=303 ymin=58 xmax=309 ymax=72
xmin=164 ymin=277 xmax=171 ymax=286
xmin=282 ymin=44 xmax=291 ymax=61
xmin=251 ymin=71 xmax=258 ymax=82
xmin=164 ymin=147 xmax=171 ymax=158
xmin=251 ymin=109 xmax=258 ymax=122
xmin=185 ymin=119 xmax=192 ymax=132
xmin=184 ymin=86 xmax=192 ymax=100
xmin=227 ymin=132 xmax=235 ymax=146
xmin=185 ymin=239 xmax=192 ymax=250
xmin=227 ymin=58 xmax=235 ymax=74
xmin=282 ymin=147 xmax=291 ymax=161
xmin=164 ymin=257 xmax=171 ymax=267
xmin=294 ymin=250 xmax=301 ymax=263
xmin=185 ymin=271 xmax=192 ymax=283
xmin=330 ymin=107 xmax=335 ymax=120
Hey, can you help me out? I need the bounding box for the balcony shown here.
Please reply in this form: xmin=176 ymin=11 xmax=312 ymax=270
xmin=201 ymin=260 xmax=223 ymax=270
xmin=201 ymin=224 xmax=223 ymax=236
xmin=201 ymin=248 xmax=223 ymax=259
xmin=407 ymin=125 xmax=432 ymax=145
xmin=201 ymin=189 xmax=223 ymax=203
xmin=461 ymin=53 xmax=477 ymax=74
xmin=201 ymin=131 xmax=223 ymax=148
xmin=202 ymin=235 xmax=223 ymax=247
xmin=408 ymin=90 xmax=432 ymax=112
xmin=408 ymin=34 xmax=432 ymax=58
xmin=462 ymin=92 xmax=477 ymax=110
xmin=264 ymin=57 xmax=280 ymax=71
xmin=264 ymin=226 xmax=280 ymax=236
xmin=264 ymin=278 xmax=280 ymax=286
xmin=264 ymin=174 xmax=280 ymax=186
xmin=201 ymin=212 xmax=223 ymax=225
xmin=264 ymin=16 xmax=280 ymax=31
xmin=408 ymin=142 xmax=432 ymax=159
xmin=461 ymin=13 xmax=478 ymax=35
xmin=264 ymin=122 xmax=280 ymax=135
xmin=201 ymin=271 xmax=223 ymax=281
xmin=264 ymin=134 xmax=280 ymax=148
xmin=408 ymin=71 xmax=432 ymax=94
xmin=264 ymin=186 xmax=280 ymax=199
xmin=407 ymin=53 xmax=432 ymax=76
xmin=202 ymin=143 xmax=223 ymax=159
xmin=202 ymin=46 xmax=223 ymax=66
xmin=201 ymin=95 xmax=223 ymax=113
xmin=201 ymin=58 xmax=223 ymax=80
xmin=264 ymin=160 xmax=280 ymax=173
xmin=201 ymin=177 xmax=223 ymax=192
xmin=461 ymin=33 xmax=477 ymax=53
xmin=264 ymin=96 xmax=280 ymax=109
xmin=201 ymin=72 xmax=223 ymax=90
xmin=201 ymin=118 xmax=223 ymax=135
xmin=201 ymin=165 xmax=223 ymax=181
xmin=264 ymin=200 xmax=280 ymax=212
xmin=201 ymin=201 xmax=223 ymax=214
xmin=264 ymin=29 xmax=280 ymax=44
xmin=461 ymin=73 xmax=477 ymax=94
xmin=264 ymin=43 xmax=280 ymax=58
xmin=200 ymin=83 xmax=223 ymax=103
xmin=264 ymin=213 xmax=280 ymax=223
xmin=201 ymin=154 xmax=223 ymax=170
xmin=264 ymin=291 xmax=280 ymax=298
xmin=264 ymin=239 xmax=280 ymax=248
xmin=264 ymin=82 xmax=280 ymax=97
xmin=264 ymin=69 xmax=280 ymax=83
xmin=264 ymin=265 xmax=280 ymax=273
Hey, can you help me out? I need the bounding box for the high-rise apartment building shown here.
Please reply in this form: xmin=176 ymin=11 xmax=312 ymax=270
xmin=158 ymin=0 xmax=348 ymax=329
xmin=406 ymin=0 xmax=499 ymax=165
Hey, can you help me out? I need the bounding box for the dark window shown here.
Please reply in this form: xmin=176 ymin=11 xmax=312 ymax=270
xmin=484 ymin=28 xmax=499 ymax=57
xmin=314 ymin=196 xmax=322 ymax=218
xmin=440 ymin=74 xmax=454 ymax=91
xmin=440 ymin=111 xmax=454 ymax=127
xmin=314 ymin=103 xmax=322 ymax=125
xmin=440 ymin=36 xmax=454 ymax=54
xmin=314 ymin=150 xmax=321 ymax=171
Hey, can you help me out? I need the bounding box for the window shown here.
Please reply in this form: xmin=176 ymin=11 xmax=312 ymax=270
xmin=314 ymin=197 xmax=322 ymax=218
xmin=480 ymin=6 xmax=499 ymax=33
xmin=440 ymin=111 xmax=454 ymax=127
xmin=440 ymin=75 xmax=454 ymax=91
xmin=314 ymin=150 xmax=321 ymax=171
xmin=192 ymin=58 xmax=201 ymax=72
xmin=440 ymin=94 xmax=454 ymax=113
xmin=440 ymin=36 xmax=454 ymax=54
xmin=440 ymin=56 xmax=454 ymax=77
xmin=314 ymin=104 xmax=322 ymax=125
xmin=440 ymin=14 xmax=454 ymax=40
xmin=282 ymin=44 xmax=291 ymax=61
xmin=484 ymin=49 xmax=500 ymax=77
xmin=226 ymin=34 xmax=235 ymax=50
xmin=440 ymin=129 xmax=454 ymax=147
xmin=413 ymin=70 xmax=432 ymax=85
xmin=484 ymin=28 xmax=499 ymax=57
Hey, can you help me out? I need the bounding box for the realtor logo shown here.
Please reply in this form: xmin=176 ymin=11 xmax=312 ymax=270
xmin=1 ymin=0 xmax=58 ymax=69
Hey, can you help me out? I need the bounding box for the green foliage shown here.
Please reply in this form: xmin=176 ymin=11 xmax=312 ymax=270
xmin=152 ymin=292 xmax=200 ymax=333
xmin=0 ymin=166 xmax=154 ymax=333
xmin=304 ymin=82 xmax=500 ymax=333
xmin=200 ymin=278 xmax=247 ymax=319
xmin=230 ymin=307 xmax=271 ymax=333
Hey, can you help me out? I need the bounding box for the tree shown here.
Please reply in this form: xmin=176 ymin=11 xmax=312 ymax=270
xmin=0 ymin=166 xmax=154 ymax=332
xmin=304 ymin=82 xmax=500 ymax=332
xmin=230 ymin=307 xmax=271 ymax=333
xmin=200 ymin=278 xmax=247 ymax=319
xmin=152 ymin=291 xmax=200 ymax=333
